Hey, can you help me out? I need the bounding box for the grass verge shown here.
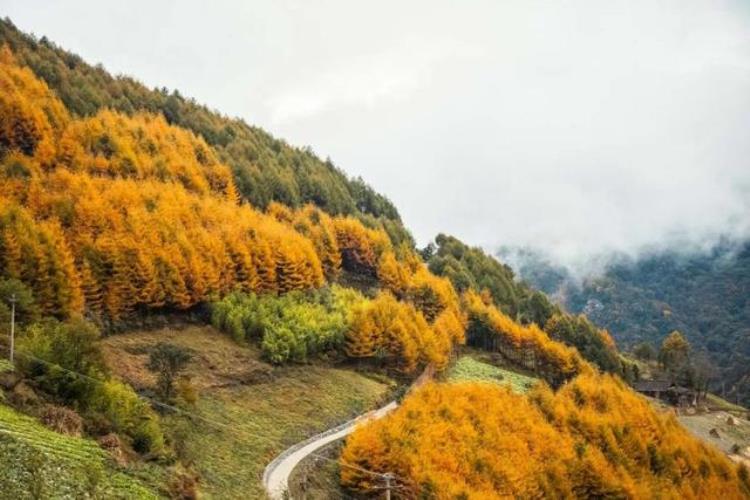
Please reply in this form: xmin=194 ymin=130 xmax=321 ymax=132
xmin=446 ymin=355 xmax=539 ymax=394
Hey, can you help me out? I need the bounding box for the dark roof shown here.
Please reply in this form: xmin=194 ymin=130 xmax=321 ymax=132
xmin=634 ymin=380 xmax=671 ymax=392
xmin=672 ymin=386 xmax=693 ymax=394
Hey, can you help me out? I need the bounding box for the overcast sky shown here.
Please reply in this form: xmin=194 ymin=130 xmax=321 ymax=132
xmin=5 ymin=0 xmax=750 ymax=269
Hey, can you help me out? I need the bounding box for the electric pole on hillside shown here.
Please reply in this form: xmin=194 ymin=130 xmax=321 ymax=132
xmin=383 ymin=472 xmax=394 ymax=500
xmin=8 ymin=293 xmax=15 ymax=364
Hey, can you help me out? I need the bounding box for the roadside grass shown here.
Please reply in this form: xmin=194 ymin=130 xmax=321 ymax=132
xmin=0 ymin=403 xmax=158 ymax=499
xmin=705 ymin=393 xmax=748 ymax=414
xmin=102 ymin=325 xmax=392 ymax=499
xmin=446 ymin=355 xmax=539 ymax=394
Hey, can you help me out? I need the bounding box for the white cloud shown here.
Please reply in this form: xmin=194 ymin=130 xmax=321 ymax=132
xmin=266 ymin=37 xmax=477 ymax=124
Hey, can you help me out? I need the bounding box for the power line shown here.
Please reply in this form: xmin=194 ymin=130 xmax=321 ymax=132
xmin=306 ymin=451 xmax=406 ymax=499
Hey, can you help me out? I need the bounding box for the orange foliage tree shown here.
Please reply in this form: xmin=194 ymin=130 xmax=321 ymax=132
xmin=333 ymin=216 xmax=391 ymax=277
xmin=0 ymin=51 xmax=324 ymax=319
xmin=341 ymin=378 xmax=750 ymax=499
xmin=463 ymin=290 xmax=588 ymax=386
xmin=0 ymin=47 xmax=469 ymax=373
xmin=269 ymin=203 xmax=342 ymax=280
xmin=345 ymin=291 xmax=463 ymax=373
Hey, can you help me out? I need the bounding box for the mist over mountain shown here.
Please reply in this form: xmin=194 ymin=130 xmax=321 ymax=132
xmin=503 ymin=239 xmax=750 ymax=406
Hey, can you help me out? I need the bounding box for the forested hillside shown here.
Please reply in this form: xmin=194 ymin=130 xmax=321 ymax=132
xmin=0 ymin=18 xmax=412 ymax=247
xmin=511 ymin=243 xmax=750 ymax=407
xmin=425 ymin=234 xmax=626 ymax=376
xmin=343 ymin=376 xmax=747 ymax=498
xmin=0 ymin=18 xmax=748 ymax=498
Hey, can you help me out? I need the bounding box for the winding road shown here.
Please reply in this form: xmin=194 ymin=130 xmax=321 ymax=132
xmin=262 ymin=400 xmax=398 ymax=499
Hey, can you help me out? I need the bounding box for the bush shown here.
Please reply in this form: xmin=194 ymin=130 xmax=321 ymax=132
xmin=16 ymin=317 xmax=106 ymax=405
xmin=16 ymin=318 xmax=165 ymax=454
xmin=147 ymin=343 xmax=192 ymax=401
xmin=261 ymin=325 xmax=298 ymax=364
xmin=211 ymin=287 xmax=359 ymax=363
xmin=168 ymin=467 xmax=200 ymax=500
xmin=39 ymin=404 xmax=83 ymax=436
xmin=89 ymin=379 xmax=164 ymax=454
xmin=132 ymin=417 xmax=164 ymax=455
xmin=176 ymin=376 xmax=198 ymax=407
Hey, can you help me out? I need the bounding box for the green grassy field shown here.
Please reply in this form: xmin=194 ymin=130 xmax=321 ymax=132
xmin=446 ymin=355 xmax=539 ymax=393
xmin=102 ymin=325 xmax=392 ymax=499
xmin=0 ymin=403 xmax=159 ymax=499
xmin=705 ymin=393 xmax=748 ymax=414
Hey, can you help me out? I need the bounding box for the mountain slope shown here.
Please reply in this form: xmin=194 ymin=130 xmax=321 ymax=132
xmin=425 ymin=234 xmax=625 ymax=376
xmin=0 ymin=18 xmax=412 ymax=247
xmin=101 ymin=325 xmax=391 ymax=498
xmin=512 ymin=243 xmax=750 ymax=406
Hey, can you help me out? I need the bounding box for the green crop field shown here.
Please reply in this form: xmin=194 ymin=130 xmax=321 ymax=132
xmin=0 ymin=403 xmax=158 ymax=499
xmin=447 ymin=356 xmax=539 ymax=394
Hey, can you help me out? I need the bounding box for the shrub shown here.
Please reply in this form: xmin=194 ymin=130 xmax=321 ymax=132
xmin=176 ymin=376 xmax=198 ymax=407
xmin=39 ymin=404 xmax=83 ymax=436
xmin=147 ymin=343 xmax=192 ymax=401
xmin=89 ymin=379 xmax=164 ymax=454
xmin=16 ymin=317 xmax=106 ymax=405
xmin=168 ymin=467 xmax=200 ymax=500
xmin=212 ymin=287 xmax=358 ymax=363
xmin=132 ymin=417 xmax=164 ymax=455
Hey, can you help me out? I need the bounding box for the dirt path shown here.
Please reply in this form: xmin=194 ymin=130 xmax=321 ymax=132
xmin=262 ymin=400 xmax=398 ymax=499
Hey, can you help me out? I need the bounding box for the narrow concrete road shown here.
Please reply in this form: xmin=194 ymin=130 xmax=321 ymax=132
xmin=263 ymin=401 xmax=398 ymax=499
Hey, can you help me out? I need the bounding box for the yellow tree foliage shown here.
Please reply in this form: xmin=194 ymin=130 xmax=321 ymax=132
xmin=0 ymin=201 xmax=82 ymax=317
xmin=345 ymin=292 xmax=459 ymax=372
xmin=271 ymin=203 xmax=342 ymax=280
xmin=0 ymin=46 xmax=68 ymax=162
xmin=0 ymin=52 xmax=324 ymax=319
xmin=377 ymin=248 xmax=463 ymax=325
xmin=58 ymin=110 xmax=236 ymax=199
xmin=333 ymin=216 xmax=391 ymax=276
xmin=0 ymin=48 xmax=466 ymax=368
xmin=464 ymin=290 xmax=589 ymax=385
xmin=341 ymin=379 xmax=750 ymax=499
xmin=406 ymin=267 xmax=461 ymax=322
xmin=376 ymin=251 xmax=411 ymax=297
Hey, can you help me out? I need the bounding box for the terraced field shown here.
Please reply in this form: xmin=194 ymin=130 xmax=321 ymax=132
xmin=447 ymin=355 xmax=539 ymax=393
xmin=0 ymin=403 xmax=159 ymax=499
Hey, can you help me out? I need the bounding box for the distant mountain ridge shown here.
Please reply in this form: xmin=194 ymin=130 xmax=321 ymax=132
xmin=504 ymin=241 xmax=750 ymax=406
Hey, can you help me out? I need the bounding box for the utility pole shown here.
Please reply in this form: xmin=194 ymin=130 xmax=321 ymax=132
xmin=383 ymin=472 xmax=394 ymax=500
xmin=8 ymin=293 xmax=15 ymax=364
